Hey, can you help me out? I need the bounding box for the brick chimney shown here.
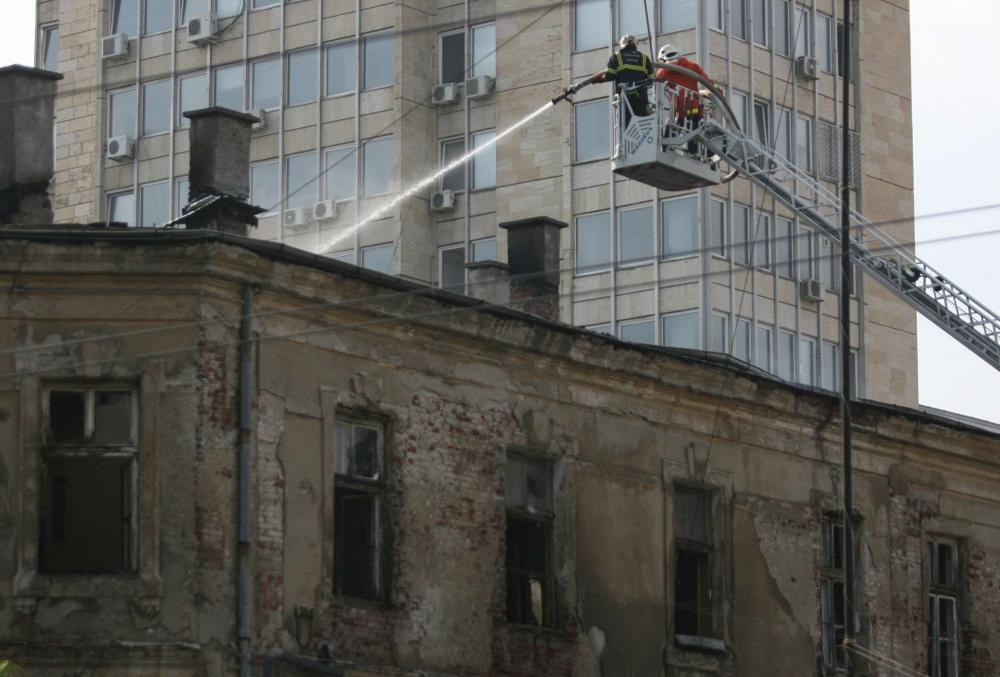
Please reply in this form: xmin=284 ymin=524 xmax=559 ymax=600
xmin=179 ymin=107 xmax=263 ymax=236
xmin=465 ymin=260 xmax=510 ymax=306
xmin=499 ymin=217 xmax=567 ymax=321
xmin=0 ymin=65 xmax=62 ymax=226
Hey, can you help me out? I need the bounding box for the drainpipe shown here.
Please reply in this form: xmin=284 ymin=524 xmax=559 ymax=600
xmin=238 ymin=284 xmax=255 ymax=677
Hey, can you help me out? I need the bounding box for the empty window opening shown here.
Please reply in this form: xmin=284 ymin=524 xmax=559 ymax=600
xmin=674 ymin=485 xmax=715 ymax=638
xmin=506 ymin=454 xmax=554 ymax=626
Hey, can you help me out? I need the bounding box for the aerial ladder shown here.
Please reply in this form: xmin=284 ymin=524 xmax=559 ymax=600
xmin=555 ymin=66 xmax=1000 ymax=373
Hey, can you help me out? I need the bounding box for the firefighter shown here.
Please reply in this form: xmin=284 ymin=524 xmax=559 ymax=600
xmin=595 ymin=34 xmax=655 ymax=126
xmin=654 ymin=44 xmax=722 ymax=156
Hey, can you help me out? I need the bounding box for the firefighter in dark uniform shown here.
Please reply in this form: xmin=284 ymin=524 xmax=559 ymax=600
xmin=595 ymin=34 xmax=655 ymax=126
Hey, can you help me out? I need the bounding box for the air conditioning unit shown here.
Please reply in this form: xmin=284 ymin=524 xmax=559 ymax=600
xmin=430 ymin=190 xmax=455 ymax=212
xmin=795 ymin=55 xmax=819 ymax=81
xmin=312 ymin=200 xmax=338 ymax=220
xmin=101 ymin=33 xmax=129 ymax=60
xmin=464 ymin=75 xmax=495 ymax=100
xmin=283 ymin=207 xmax=310 ymax=228
xmin=799 ymin=278 xmax=825 ymax=302
xmin=249 ymin=109 xmax=267 ymax=130
xmin=186 ymin=15 xmax=217 ymax=45
xmin=431 ymin=83 xmax=458 ymax=106
xmin=106 ymin=135 xmax=134 ymax=161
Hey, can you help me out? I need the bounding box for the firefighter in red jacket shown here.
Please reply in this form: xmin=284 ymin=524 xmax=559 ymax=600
xmin=654 ymin=44 xmax=722 ymax=155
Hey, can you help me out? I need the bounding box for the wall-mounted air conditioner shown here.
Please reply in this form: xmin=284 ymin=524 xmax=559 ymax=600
xmin=430 ymin=190 xmax=455 ymax=212
xmin=431 ymin=83 xmax=458 ymax=106
xmin=799 ymin=278 xmax=825 ymax=302
xmin=186 ymin=15 xmax=217 ymax=45
xmin=106 ymin=135 xmax=134 ymax=161
xmin=249 ymin=109 xmax=267 ymax=130
xmin=101 ymin=34 xmax=129 ymax=60
xmin=312 ymin=200 xmax=338 ymax=220
xmin=464 ymin=75 xmax=495 ymax=100
xmin=795 ymin=56 xmax=819 ymax=81
xmin=283 ymin=207 xmax=310 ymax=228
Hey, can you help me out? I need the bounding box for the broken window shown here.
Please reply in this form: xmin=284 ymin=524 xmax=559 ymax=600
xmin=40 ymin=387 xmax=137 ymax=574
xmin=820 ymin=513 xmax=848 ymax=671
xmin=673 ymin=485 xmax=715 ymax=638
xmin=334 ymin=418 xmax=385 ymax=601
xmin=506 ymin=453 xmax=553 ymax=626
xmin=926 ymin=537 xmax=960 ymax=677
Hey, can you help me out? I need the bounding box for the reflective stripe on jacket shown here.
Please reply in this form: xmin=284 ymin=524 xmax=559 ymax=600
xmin=604 ymin=45 xmax=654 ymax=96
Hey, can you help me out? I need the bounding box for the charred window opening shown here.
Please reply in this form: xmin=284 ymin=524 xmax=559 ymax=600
xmin=820 ymin=514 xmax=847 ymax=671
xmin=333 ymin=419 xmax=385 ymax=601
xmin=926 ymin=537 xmax=961 ymax=677
xmin=673 ymin=485 xmax=715 ymax=639
xmin=505 ymin=453 xmax=553 ymax=626
xmin=40 ymin=387 xmax=137 ymax=574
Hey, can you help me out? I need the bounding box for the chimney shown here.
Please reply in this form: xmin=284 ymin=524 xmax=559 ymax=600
xmin=0 ymin=65 xmax=62 ymax=226
xmin=180 ymin=107 xmax=263 ymax=235
xmin=499 ymin=217 xmax=567 ymax=322
xmin=465 ymin=260 xmax=510 ymax=306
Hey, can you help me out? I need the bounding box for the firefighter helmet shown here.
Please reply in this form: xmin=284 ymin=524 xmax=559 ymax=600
xmin=658 ymin=44 xmax=680 ymax=62
xmin=619 ymin=34 xmax=637 ymax=49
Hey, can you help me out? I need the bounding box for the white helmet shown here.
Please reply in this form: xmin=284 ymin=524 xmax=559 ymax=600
xmin=619 ymin=34 xmax=637 ymax=49
xmin=658 ymin=44 xmax=680 ymax=62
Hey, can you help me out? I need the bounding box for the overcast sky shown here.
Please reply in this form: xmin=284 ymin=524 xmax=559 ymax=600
xmin=1 ymin=1 xmax=997 ymax=424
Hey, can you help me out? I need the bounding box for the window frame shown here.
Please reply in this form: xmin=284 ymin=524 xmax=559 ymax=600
xmin=324 ymin=39 xmax=357 ymax=98
xmin=110 ymin=0 xmax=138 ymax=38
xmin=143 ymin=0 xmax=172 ymax=35
xmin=439 ymin=28 xmax=466 ymax=85
xmin=438 ymin=243 xmax=466 ymax=292
xmin=661 ymin=193 xmax=699 ymax=260
xmin=106 ymin=189 xmax=136 ymax=227
xmin=672 ymin=483 xmax=721 ymax=641
xmin=471 ymin=129 xmax=497 ymax=190
xmin=573 ymin=97 xmax=611 ymax=164
xmin=709 ymin=197 xmax=729 ymax=260
xmin=819 ymin=513 xmax=848 ymax=672
xmin=286 ymin=48 xmax=319 ymax=107
xmin=212 ymin=62 xmax=246 ymax=112
xmin=755 ymin=323 xmax=773 ymax=373
xmin=139 ymin=180 xmax=171 ymax=228
xmin=360 ymin=242 xmax=395 ymax=274
xmin=39 ymin=23 xmax=60 ymax=72
xmin=751 ymin=0 xmax=769 ymax=47
xmin=617 ymin=203 xmax=655 ymax=269
xmin=926 ymin=536 xmax=962 ymax=677
xmin=176 ymin=72 xmax=209 ymax=129
xmin=574 ymin=209 xmax=612 ymax=276
xmin=362 ymin=31 xmax=395 ymax=91
xmin=505 ymin=452 xmax=555 ymax=628
xmin=250 ymin=56 xmax=282 ymax=111
xmin=284 ymin=150 xmax=319 ymax=211
xmin=323 ymin=144 xmax=357 ymax=203
xmin=798 ymin=336 xmax=816 ymax=386
xmin=108 ymin=85 xmax=137 ymax=140
xmin=361 ymin=135 xmax=395 ymax=198
xmin=141 ymin=78 xmax=171 ymax=137
xmin=439 ymin=136 xmax=467 ymax=193
xmin=470 ymin=22 xmax=496 ymax=79
xmin=662 ymin=309 xmax=700 ymax=350
xmin=618 ymin=317 xmax=656 ymax=345
xmin=250 ymin=160 xmax=280 ymax=216
xmin=332 ymin=416 xmax=388 ymax=602
xmin=754 ymin=210 xmax=772 ymax=271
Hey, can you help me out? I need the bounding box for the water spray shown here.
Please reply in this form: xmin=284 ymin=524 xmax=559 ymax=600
xmin=320 ymin=100 xmax=557 ymax=254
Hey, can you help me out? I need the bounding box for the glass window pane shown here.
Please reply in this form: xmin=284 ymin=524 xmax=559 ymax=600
xmin=472 ymin=130 xmax=496 ymax=189
xmin=471 ymin=23 xmax=496 ymax=78
xmin=361 ymin=243 xmax=394 ymax=274
xmin=575 ymin=211 xmax=611 ymax=274
xmin=363 ymin=33 xmax=394 ymax=90
xmin=752 ymin=0 xmax=767 ymax=45
xmin=732 ymin=0 xmax=747 ymax=39
xmin=175 ymin=177 xmax=190 ymax=217
xmin=144 ymin=0 xmax=171 ymax=33
xmin=362 ymin=137 xmax=394 ymax=196
xmin=324 ymin=147 xmax=356 ymax=201
xmin=251 ymin=162 xmax=279 ymax=213
xmin=754 ymin=101 xmax=770 ymax=146
xmin=620 ymin=319 xmax=655 ymax=344
xmin=776 ymin=217 xmax=794 ymax=278
xmin=440 ymin=138 xmax=466 ymax=192
xmin=285 ymin=152 xmax=318 ymax=210
xmin=797 ymin=227 xmax=814 ymax=280
xmin=94 ymin=391 xmax=132 ymax=444
xmin=253 ymin=0 xmax=281 ymax=7
xmin=775 ymin=0 xmax=790 ymax=55
xmin=776 ymin=107 xmax=791 ymax=160
xmin=756 ymin=325 xmax=772 ymax=372
xmin=287 ymin=49 xmax=318 ymax=106
xmin=108 ymin=191 xmax=135 ymax=227
xmin=109 ymin=87 xmax=137 ymax=139
xmin=49 ymin=391 xmax=86 ymax=443
xmin=730 ymin=90 xmax=748 ymax=132
xmin=217 ymin=0 xmax=242 ymax=17
xmin=799 ymin=337 xmax=815 ymax=385
xmin=141 ymin=79 xmax=170 ymax=135
xmin=214 ymin=64 xmax=244 ymax=111
xmin=524 ymin=458 xmax=551 ymax=514
xmin=472 ymin=237 xmax=497 ymax=262
xmin=441 ymin=31 xmax=465 ymax=84
xmin=734 ymin=318 xmax=751 ymax=362
xmin=777 ymin=329 xmax=795 ymax=381
xmin=823 ymin=341 xmax=838 ymax=391
xmin=756 ymin=213 xmax=772 ymax=269
xmin=179 ymin=0 xmax=209 ymax=25
xmin=793 ymin=7 xmax=809 ymax=58
xmin=796 ymin=116 xmax=812 ymax=171
xmin=662 ymin=195 xmax=698 ymax=258
xmin=352 ymin=425 xmax=380 ymax=479
xmin=140 ymin=181 xmax=170 ymax=227
xmin=178 ymin=74 xmax=209 ymax=128
xmin=619 ymin=205 xmax=653 ymax=266
xmin=252 ymin=57 xmax=281 ymax=110
xmin=709 ymin=198 xmax=727 ymax=258
xmin=575 ymin=0 xmax=606 ymax=51
xmin=663 ymin=311 xmax=698 ymax=349
xmin=589 ymin=324 xmax=612 ymax=335
xmin=440 ymin=247 xmax=466 ymax=291
xmin=817 ymin=14 xmax=833 ymax=72
xmin=41 ymin=26 xmax=60 ymax=71
xmin=113 ymin=0 xmax=138 ymax=38
xmin=711 ymin=313 xmax=728 ymax=353
xmin=618 ymin=0 xmax=652 ymax=41
xmin=733 ymin=203 xmax=750 ymax=265
xmin=331 ymin=250 xmax=355 ymax=264
xmin=660 ymin=0 xmax=697 ymax=33
xmin=326 ymin=41 xmax=356 ymax=96
xmin=574 ymin=99 xmax=610 ymax=163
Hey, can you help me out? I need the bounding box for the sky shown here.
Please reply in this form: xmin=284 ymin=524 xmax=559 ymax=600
xmin=1 ymin=1 xmax=997 ymax=424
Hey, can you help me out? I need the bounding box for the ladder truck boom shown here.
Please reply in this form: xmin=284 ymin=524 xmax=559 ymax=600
xmin=569 ymin=66 xmax=1000 ymax=373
